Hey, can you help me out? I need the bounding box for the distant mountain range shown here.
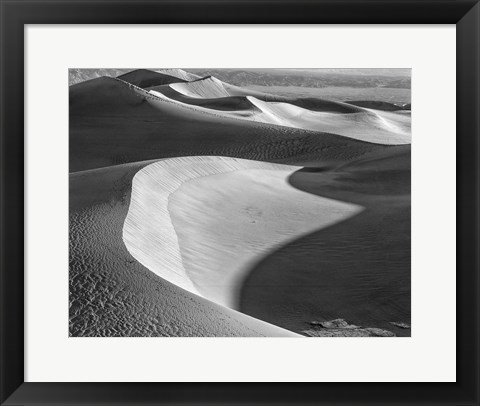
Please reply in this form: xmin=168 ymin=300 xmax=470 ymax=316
xmin=187 ymin=69 xmax=411 ymax=89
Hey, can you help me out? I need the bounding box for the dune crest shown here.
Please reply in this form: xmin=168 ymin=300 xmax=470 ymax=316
xmin=170 ymin=75 xmax=276 ymax=99
xmin=117 ymin=69 xmax=187 ymax=88
xmin=156 ymin=68 xmax=201 ymax=82
xmin=170 ymin=76 xmax=231 ymax=98
xmin=123 ymin=156 xmax=363 ymax=310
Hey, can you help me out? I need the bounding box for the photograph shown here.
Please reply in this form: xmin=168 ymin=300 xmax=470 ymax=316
xmin=69 ymin=67 xmax=411 ymax=338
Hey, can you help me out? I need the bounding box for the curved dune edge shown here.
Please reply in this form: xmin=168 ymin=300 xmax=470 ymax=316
xmin=171 ymin=76 xmax=232 ymax=98
xmin=170 ymin=75 xmax=274 ymax=99
xmin=149 ymin=87 xmax=411 ymax=145
xmin=123 ymin=156 xmax=363 ymax=311
xmin=70 ymin=161 xmax=299 ymax=337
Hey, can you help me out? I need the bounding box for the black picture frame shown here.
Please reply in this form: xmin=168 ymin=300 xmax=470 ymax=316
xmin=1 ymin=1 xmax=479 ymax=405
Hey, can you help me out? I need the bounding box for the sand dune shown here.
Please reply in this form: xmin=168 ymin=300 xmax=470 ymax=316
xmin=171 ymin=76 xmax=232 ymax=98
xmin=156 ymin=68 xmax=201 ymax=82
xmin=170 ymin=75 xmax=278 ymax=99
xmin=246 ymin=96 xmax=411 ymax=144
xmin=70 ymin=76 xmax=389 ymax=172
xmin=118 ymin=69 xmax=186 ymax=88
xmin=149 ymin=88 xmax=411 ymax=144
xmin=69 ymin=161 xmax=298 ymax=337
xmin=146 ymin=85 xmax=257 ymax=111
xmin=152 ymin=75 xmax=411 ymax=144
xmin=123 ymin=156 xmax=362 ymax=309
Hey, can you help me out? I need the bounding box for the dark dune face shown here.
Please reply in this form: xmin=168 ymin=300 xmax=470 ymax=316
xmin=117 ymin=69 xmax=186 ymax=88
xmin=69 ymin=76 xmax=146 ymax=113
xmin=69 ymin=76 xmax=388 ymax=172
xmin=239 ymin=146 xmax=411 ymax=336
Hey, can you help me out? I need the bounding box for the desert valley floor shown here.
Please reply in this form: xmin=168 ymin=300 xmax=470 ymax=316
xmin=69 ymin=69 xmax=411 ymax=337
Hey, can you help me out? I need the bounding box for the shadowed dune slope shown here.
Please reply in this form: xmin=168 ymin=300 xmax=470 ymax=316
xmin=239 ymin=145 xmax=411 ymax=336
xmin=118 ymin=69 xmax=186 ymax=88
xmin=69 ymin=76 xmax=389 ymax=172
xmin=69 ymin=161 xmax=298 ymax=337
xmin=70 ymin=76 xmax=144 ymax=113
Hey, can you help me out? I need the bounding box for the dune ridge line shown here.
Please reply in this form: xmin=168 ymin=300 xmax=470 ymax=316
xmin=154 ymin=78 xmax=411 ymax=145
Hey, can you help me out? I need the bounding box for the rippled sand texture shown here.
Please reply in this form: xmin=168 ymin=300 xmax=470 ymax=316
xmin=123 ymin=157 xmax=362 ymax=308
xmin=69 ymin=162 xmax=298 ymax=337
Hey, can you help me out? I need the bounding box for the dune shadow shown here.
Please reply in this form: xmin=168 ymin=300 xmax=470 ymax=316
xmin=238 ymin=145 xmax=411 ymax=336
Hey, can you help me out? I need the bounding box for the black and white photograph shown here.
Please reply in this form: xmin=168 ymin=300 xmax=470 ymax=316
xmin=69 ymin=68 xmax=411 ymax=338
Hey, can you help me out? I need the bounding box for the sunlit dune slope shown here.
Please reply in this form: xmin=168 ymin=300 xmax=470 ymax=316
xmin=245 ymin=96 xmax=411 ymax=144
xmin=123 ymin=156 xmax=362 ymax=309
xmin=169 ymin=75 xmax=282 ymax=99
xmin=156 ymin=68 xmax=201 ymax=82
xmin=170 ymin=75 xmax=232 ymax=98
xmin=146 ymin=84 xmax=257 ymax=111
